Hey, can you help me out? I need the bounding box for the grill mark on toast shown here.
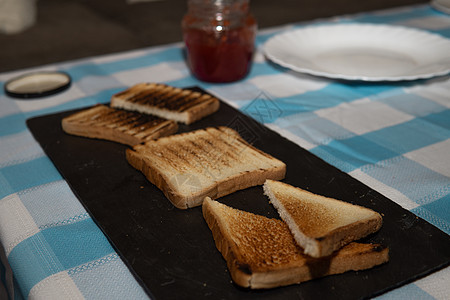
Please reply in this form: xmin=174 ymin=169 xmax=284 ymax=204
xmin=65 ymin=105 xmax=173 ymax=140
xmin=176 ymin=95 xmax=213 ymax=112
xmin=132 ymin=127 xmax=283 ymax=183
xmin=163 ymin=146 xmax=191 ymax=169
xmin=127 ymin=87 xmax=175 ymax=107
xmin=173 ymin=142 xmax=219 ymax=174
xmin=138 ymin=121 xmax=173 ymax=139
xmin=113 ymin=90 xmax=131 ymax=99
xmin=153 ymin=89 xmax=191 ymax=109
xmin=124 ymin=85 xmax=172 ymax=105
xmin=199 ymin=137 xmax=239 ymax=167
xmin=66 ymin=106 xmax=110 ymax=125
xmin=204 ymin=128 xmax=243 ymax=162
xmin=127 ymin=90 xmax=153 ymax=104
xmin=118 ymin=83 xmax=155 ymax=101
xmin=103 ymin=110 xmax=136 ymax=127
xmin=217 ymin=128 xmax=278 ymax=164
xmin=187 ymin=139 xmax=232 ymax=169
xmin=130 ymin=88 xmax=192 ymax=111
xmin=128 ymin=87 xmax=171 ymax=105
xmin=114 ymin=83 xmax=218 ymax=113
xmin=115 ymin=114 xmax=144 ymax=128
xmin=189 ymin=128 xmax=247 ymax=170
xmin=140 ymin=129 xmax=225 ymax=175
xmin=127 ymin=127 xmax=287 ymax=209
xmin=98 ymin=110 xmax=164 ymax=132
xmin=212 ymin=127 xmax=282 ymax=170
xmin=160 ymin=144 xmax=204 ymax=174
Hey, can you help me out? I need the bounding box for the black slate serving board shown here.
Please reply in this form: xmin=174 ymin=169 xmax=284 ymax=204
xmin=27 ymin=91 xmax=450 ymax=300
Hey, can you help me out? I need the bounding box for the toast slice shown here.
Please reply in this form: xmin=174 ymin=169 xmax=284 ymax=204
xmin=202 ymin=197 xmax=389 ymax=289
xmin=62 ymin=104 xmax=178 ymax=146
xmin=126 ymin=127 xmax=286 ymax=209
xmin=110 ymin=83 xmax=220 ymax=124
xmin=263 ymin=180 xmax=383 ymax=258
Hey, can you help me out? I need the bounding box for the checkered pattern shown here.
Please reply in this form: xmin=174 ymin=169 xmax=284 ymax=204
xmin=0 ymin=4 xmax=449 ymax=299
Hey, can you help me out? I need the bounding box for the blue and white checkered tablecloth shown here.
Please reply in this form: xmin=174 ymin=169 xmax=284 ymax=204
xmin=1 ymin=4 xmax=449 ymax=299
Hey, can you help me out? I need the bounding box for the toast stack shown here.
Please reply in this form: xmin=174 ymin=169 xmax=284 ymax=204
xmin=202 ymin=197 xmax=388 ymax=289
xmin=61 ymin=82 xmax=388 ymax=291
xmin=62 ymin=83 xmax=220 ymax=145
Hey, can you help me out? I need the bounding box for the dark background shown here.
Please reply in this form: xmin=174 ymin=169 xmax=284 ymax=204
xmin=0 ymin=0 xmax=427 ymax=73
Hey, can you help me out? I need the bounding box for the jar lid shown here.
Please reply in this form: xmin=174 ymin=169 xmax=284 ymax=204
xmin=4 ymin=71 xmax=71 ymax=99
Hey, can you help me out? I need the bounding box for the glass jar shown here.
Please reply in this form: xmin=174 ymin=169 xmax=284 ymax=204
xmin=182 ymin=0 xmax=257 ymax=83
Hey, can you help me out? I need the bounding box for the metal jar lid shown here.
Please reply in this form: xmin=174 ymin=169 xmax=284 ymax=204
xmin=4 ymin=71 xmax=71 ymax=99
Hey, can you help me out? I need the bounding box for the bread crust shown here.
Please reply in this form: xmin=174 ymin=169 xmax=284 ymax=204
xmin=202 ymin=198 xmax=389 ymax=289
xmin=62 ymin=104 xmax=178 ymax=146
xmin=311 ymin=215 xmax=382 ymax=257
xmin=126 ymin=127 xmax=286 ymax=209
xmin=184 ymin=97 xmax=220 ymax=124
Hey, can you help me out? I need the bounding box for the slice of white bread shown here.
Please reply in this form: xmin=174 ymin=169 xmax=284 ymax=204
xmin=110 ymin=83 xmax=220 ymax=124
xmin=62 ymin=104 xmax=178 ymax=146
xmin=126 ymin=127 xmax=286 ymax=209
xmin=263 ymin=180 xmax=383 ymax=258
xmin=202 ymin=197 xmax=389 ymax=289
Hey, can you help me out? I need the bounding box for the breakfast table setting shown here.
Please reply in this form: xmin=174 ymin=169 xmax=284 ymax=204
xmin=1 ymin=1 xmax=450 ymax=299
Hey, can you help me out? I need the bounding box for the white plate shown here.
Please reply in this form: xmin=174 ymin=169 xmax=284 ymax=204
xmin=263 ymin=24 xmax=450 ymax=81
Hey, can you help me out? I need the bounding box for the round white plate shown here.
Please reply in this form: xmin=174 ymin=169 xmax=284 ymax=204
xmin=263 ymin=24 xmax=450 ymax=81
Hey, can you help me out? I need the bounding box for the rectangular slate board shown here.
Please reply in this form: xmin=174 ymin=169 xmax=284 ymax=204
xmin=27 ymin=91 xmax=450 ymax=300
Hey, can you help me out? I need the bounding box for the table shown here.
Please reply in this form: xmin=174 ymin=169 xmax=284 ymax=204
xmin=1 ymin=4 xmax=449 ymax=299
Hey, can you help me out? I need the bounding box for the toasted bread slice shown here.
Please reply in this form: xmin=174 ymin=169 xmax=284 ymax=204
xmin=110 ymin=83 xmax=220 ymax=124
xmin=126 ymin=127 xmax=286 ymax=209
xmin=263 ymin=180 xmax=383 ymax=258
xmin=62 ymin=104 xmax=178 ymax=146
xmin=202 ymin=197 xmax=388 ymax=289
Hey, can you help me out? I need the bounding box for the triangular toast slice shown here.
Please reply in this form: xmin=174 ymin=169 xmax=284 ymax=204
xmin=263 ymin=180 xmax=383 ymax=258
xmin=202 ymin=197 xmax=388 ymax=289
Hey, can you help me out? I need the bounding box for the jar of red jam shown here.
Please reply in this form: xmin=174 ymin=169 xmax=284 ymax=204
xmin=182 ymin=0 xmax=257 ymax=83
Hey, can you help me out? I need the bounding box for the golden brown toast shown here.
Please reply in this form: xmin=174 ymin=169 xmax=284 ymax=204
xmin=263 ymin=180 xmax=383 ymax=258
xmin=126 ymin=127 xmax=286 ymax=209
xmin=61 ymin=104 xmax=178 ymax=146
xmin=110 ymin=83 xmax=220 ymax=124
xmin=202 ymin=197 xmax=388 ymax=289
